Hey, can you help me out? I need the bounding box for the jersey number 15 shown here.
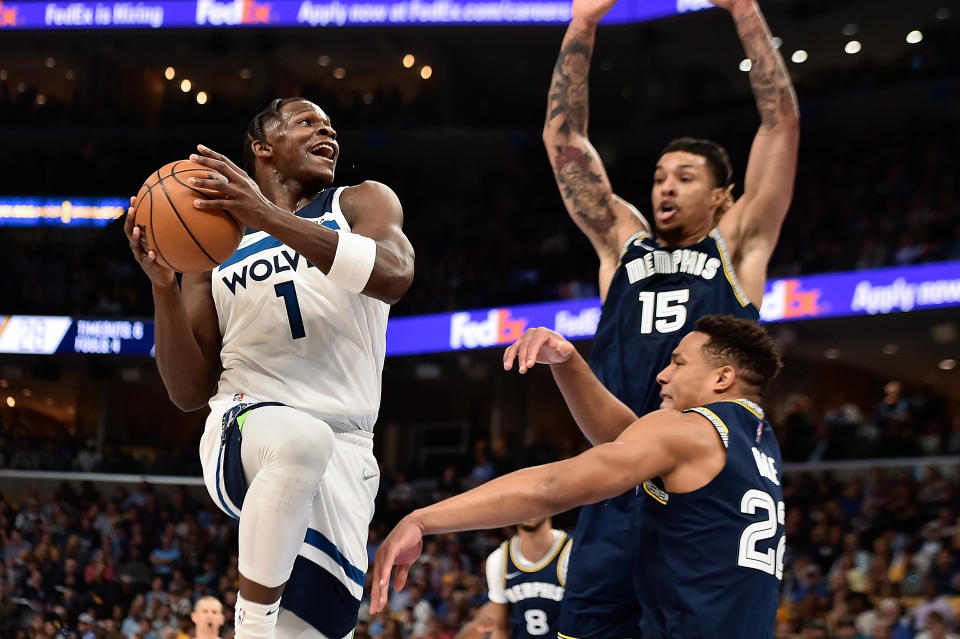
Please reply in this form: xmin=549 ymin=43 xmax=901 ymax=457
xmin=637 ymin=289 xmax=689 ymax=334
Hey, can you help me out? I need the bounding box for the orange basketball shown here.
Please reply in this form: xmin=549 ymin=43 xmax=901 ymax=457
xmin=132 ymin=160 xmax=243 ymax=273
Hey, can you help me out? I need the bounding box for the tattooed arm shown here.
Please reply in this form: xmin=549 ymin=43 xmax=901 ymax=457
xmin=542 ymin=0 xmax=649 ymax=302
xmin=715 ymin=0 xmax=800 ymax=306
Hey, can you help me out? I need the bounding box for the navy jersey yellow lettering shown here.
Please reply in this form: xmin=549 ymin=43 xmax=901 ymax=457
xmin=501 ymin=534 xmax=571 ymax=639
xmin=590 ymin=229 xmax=758 ymax=417
xmin=560 ymin=229 xmax=759 ymax=639
xmin=639 ymin=400 xmax=785 ymax=639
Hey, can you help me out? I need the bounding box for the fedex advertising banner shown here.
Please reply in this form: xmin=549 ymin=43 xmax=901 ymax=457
xmin=0 ymin=261 xmax=958 ymax=357
xmin=0 ymin=0 xmax=713 ymax=29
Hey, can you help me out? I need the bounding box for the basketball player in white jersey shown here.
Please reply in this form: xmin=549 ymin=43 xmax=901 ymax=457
xmin=455 ymin=517 xmax=571 ymax=639
xmin=123 ymin=97 xmax=414 ymax=639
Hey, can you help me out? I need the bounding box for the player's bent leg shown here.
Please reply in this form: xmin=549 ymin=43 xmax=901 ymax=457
xmin=275 ymin=608 xmax=355 ymax=639
xmin=232 ymin=404 xmax=337 ymax=639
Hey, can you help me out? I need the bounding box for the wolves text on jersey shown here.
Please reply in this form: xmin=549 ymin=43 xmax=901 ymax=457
xmin=221 ymin=248 xmax=318 ymax=294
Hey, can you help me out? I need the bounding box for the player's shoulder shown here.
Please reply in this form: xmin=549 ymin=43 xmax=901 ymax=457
xmin=338 ymin=181 xmax=403 ymax=226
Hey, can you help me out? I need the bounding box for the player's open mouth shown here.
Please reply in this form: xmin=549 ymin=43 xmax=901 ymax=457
xmin=309 ymin=142 xmax=336 ymax=160
xmin=656 ymin=204 xmax=678 ymax=221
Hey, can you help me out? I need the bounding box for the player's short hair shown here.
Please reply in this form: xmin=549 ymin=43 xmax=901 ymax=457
xmin=242 ymin=97 xmax=307 ymax=180
xmin=192 ymin=595 xmax=222 ymax=613
xmin=659 ymin=137 xmax=733 ymax=189
xmin=695 ymin=315 xmax=782 ymax=393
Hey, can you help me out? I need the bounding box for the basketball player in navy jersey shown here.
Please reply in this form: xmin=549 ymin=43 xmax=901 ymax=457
xmin=124 ymin=98 xmax=414 ymax=639
xmin=540 ymin=0 xmax=798 ymax=635
xmin=455 ymin=517 xmax=572 ymax=639
xmin=372 ymin=315 xmax=785 ymax=639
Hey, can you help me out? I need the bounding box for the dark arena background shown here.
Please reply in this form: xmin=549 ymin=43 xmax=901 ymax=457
xmin=1 ymin=0 xmax=959 ymax=637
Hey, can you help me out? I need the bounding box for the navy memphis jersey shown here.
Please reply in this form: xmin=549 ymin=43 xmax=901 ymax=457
xmin=496 ymin=532 xmax=572 ymax=639
xmin=639 ymin=399 xmax=785 ymax=639
xmin=589 ymin=229 xmax=759 ymax=418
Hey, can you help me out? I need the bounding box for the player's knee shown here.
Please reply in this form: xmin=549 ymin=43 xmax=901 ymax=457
xmin=272 ymin=420 xmax=335 ymax=472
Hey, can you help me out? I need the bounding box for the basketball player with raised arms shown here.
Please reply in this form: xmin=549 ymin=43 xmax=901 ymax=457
xmin=455 ymin=517 xmax=572 ymax=639
xmin=123 ymin=97 xmax=414 ymax=639
xmin=538 ymin=0 xmax=798 ymax=635
xmin=373 ymin=316 xmax=786 ymax=638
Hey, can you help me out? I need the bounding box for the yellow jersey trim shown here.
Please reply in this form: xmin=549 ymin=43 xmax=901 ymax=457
xmin=500 ymin=540 xmax=509 ymax=591
xmin=685 ymin=406 xmax=730 ymax=449
xmin=726 ymin=398 xmax=765 ymax=419
xmin=709 ymin=229 xmax=750 ymax=308
xmin=642 ymin=481 xmax=669 ymax=505
xmin=616 ymin=230 xmax=653 ymax=268
xmin=557 ymin=538 xmax=573 ymax=586
xmin=508 ymin=531 xmax=567 ymax=573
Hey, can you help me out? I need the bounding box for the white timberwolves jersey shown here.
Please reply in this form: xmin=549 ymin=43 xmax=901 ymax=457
xmin=210 ymin=186 xmax=389 ymax=432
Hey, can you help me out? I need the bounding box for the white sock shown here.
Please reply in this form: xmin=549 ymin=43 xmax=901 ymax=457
xmin=235 ymin=593 xmax=282 ymax=639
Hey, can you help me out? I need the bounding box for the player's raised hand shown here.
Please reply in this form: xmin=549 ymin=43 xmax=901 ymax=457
xmin=571 ymin=0 xmax=618 ymax=25
xmin=188 ymin=144 xmax=286 ymax=230
xmin=503 ymin=327 xmax=576 ymax=374
xmin=370 ymin=516 xmax=425 ymax=614
xmin=708 ymin=0 xmax=755 ymax=12
xmin=124 ymin=196 xmax=175 ymax=286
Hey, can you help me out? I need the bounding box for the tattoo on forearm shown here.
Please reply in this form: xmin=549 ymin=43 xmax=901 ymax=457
xmin=735 ymin=9 xmax=797 ymax=129
xmin=552 ymin=145 xmax=616 ymax=234
xmin=546 ymin=27 xmax=594 ymax=135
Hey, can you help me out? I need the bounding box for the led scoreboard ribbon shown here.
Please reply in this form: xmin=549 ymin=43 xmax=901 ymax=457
xmin=0 ymin=0 xmax=715 ymax=29
xmin=1 ymin=261 xmax=958 ymax=357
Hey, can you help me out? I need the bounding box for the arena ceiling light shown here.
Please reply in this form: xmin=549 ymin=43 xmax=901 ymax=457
xmin=791 ymin=50 xmax=808 ymax=64
xmin=403 ymin=54 xmax=415 ymax=68
xmin=906 ymin=30 xmax=923 ymax=44
xmin=180 ymin=78 xmax=191 ymax=92
xmin=196 ymin=91 xmax=208 ymax=105
xmin=164 ymin=66 xmax=175 ymax=80
xmin=333 ymin=67 xmax=346 ymax=79
xmin=844 ymin=40 xmax=862 ymax=55
xmin=771 ymin=37 xmax=782 ymax=49
xmin=939 ymin=358 xmax=957 ymax=371
xmin=739 ymin=58 xmax=752 ymax=72
xmin=420 ymin=65 xmax=433 ymax=79
xmin=841 ymin=24 xmax=857 ymax=36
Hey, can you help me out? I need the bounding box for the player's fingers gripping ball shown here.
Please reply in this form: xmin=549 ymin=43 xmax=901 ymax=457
xmin=132 ymin=160 xmax=243 ymax=273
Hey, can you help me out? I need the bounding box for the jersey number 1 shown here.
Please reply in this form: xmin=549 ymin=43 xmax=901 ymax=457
xmin=274 ymin=281 xmax=305 ymax=339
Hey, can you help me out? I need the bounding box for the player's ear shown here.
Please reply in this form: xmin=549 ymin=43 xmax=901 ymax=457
xmin=714 ymin=365 xmax=736 ymax=392
xmin=252 ymin=139 xmax=273 ymax=158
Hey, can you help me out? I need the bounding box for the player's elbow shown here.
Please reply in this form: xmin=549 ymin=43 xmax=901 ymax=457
xmin=167 ymin=389 xmax=209 ymax=412
xmin=374 ymin=250 xmax=415 ymax=305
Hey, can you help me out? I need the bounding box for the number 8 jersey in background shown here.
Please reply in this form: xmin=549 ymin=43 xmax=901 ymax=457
xmin=210 ymin=186 xmax=389 ymax=433
xmin=590 ymin=229 xmax=759 ymax=417
xmin=639 ymin=399 xmax=785 ymax=639
xmin=486 ymin=530 xmax=573 ymax=639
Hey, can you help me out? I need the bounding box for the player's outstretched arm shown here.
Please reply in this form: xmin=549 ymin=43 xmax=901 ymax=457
xmin=369 ymin=410 xmax=692 ymax=613
xmin=504 ymin=328 xmax=636 ymax=444
xmin=189 ymin=146 xmax=415 ymax=305
xmin=124 ymin=201 xmax=221 ymax=411
xmin=543 ymin=0 xmax=649 ymax=300
xmin=715 ymin=0 xmax=800 ymax=305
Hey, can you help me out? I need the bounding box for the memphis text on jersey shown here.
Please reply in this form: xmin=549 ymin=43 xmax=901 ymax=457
xmin=625 ymin=247 xmax=721 ymax=285
xmin=504 ymin=581 xmax=564 ymax=604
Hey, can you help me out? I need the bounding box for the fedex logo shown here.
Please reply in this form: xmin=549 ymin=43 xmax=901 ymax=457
xmin=450 ymin=309 xmax=527 ymax=349
xmin=196 ymin=0 xmax=271 ymax=25
xmin=676 ymin=0 xmax=713 ymax=13
xmin=760 ymin=279 xmax=826 ymax=322
xmin=0 ymin=1 xmax=19 ymax=26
